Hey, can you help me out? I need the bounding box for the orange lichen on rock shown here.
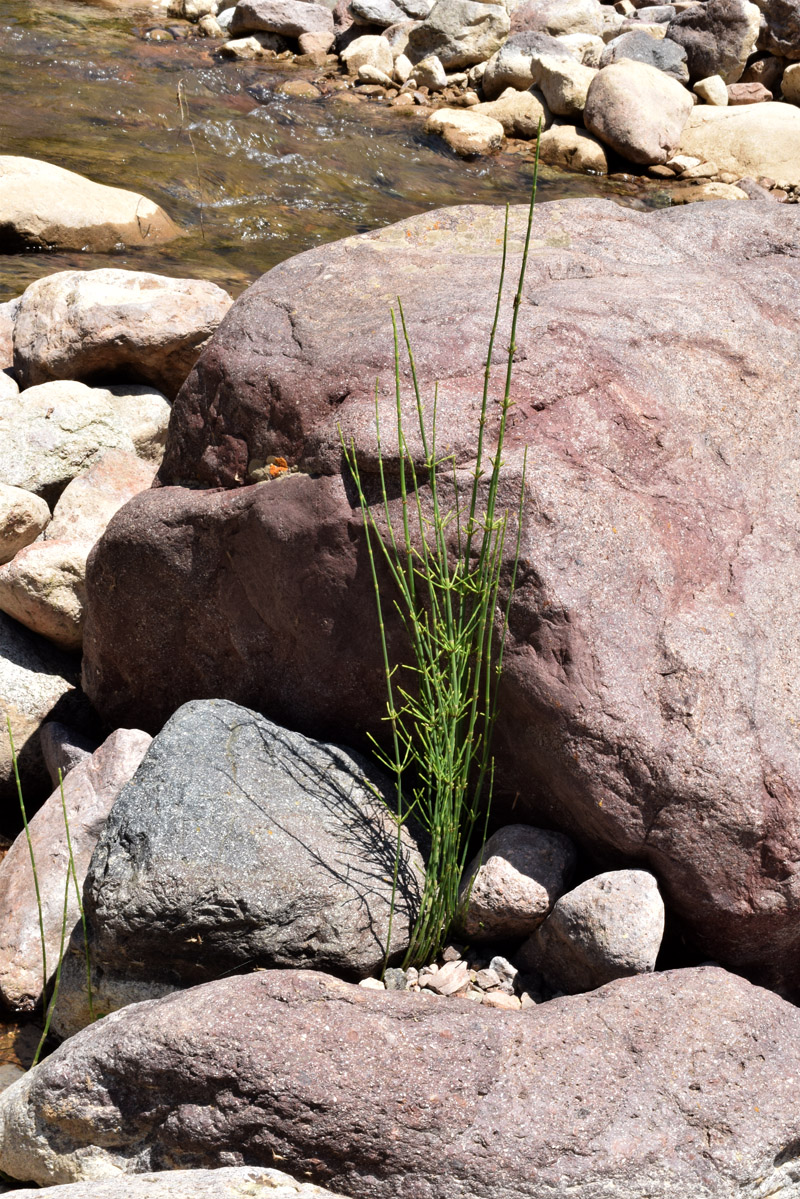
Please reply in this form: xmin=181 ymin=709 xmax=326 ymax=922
xmin=268 ymin=457 xmax=288 ymax=478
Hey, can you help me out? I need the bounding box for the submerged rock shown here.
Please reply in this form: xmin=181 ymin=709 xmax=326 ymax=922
xmin=54 ymin=699 xmax=424 ymax=1036
xmin=0 ymin=157 xmax=179 ymax=253
xmin=2 ymin=967 xmax=800 ymax=1196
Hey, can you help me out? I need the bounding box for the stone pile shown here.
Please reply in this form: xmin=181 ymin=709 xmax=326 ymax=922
xmin=163 ymin=0 xmax=800 ymax=187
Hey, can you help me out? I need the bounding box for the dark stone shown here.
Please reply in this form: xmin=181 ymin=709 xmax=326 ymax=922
xmin=599 ymin=30 xmax=689 ymax=79
xmin=666 ymin=0 xmax=760 ymax=82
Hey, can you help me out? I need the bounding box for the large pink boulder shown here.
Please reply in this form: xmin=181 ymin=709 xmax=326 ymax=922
xmin=83 ymin=198 xmax=800 ymax=991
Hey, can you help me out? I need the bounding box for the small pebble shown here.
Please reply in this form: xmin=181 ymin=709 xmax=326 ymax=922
xmin=359 ymin=977 xmax=385 ymax=990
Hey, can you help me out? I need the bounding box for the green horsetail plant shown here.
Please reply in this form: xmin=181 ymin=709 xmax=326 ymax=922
xmin=341 ymin=145 xmax=541 ymax=970
xmin=6 ymin=717 xmax=95 ymax=1065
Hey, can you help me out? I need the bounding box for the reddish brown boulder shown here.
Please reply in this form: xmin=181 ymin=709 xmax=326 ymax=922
xmin=84 ymin=198 xmax=800 ymax=990
xmin=1 ymin=967 xmax=800 ymax=1195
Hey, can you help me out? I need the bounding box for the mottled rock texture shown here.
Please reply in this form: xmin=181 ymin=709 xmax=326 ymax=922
xmin=83 ymin=198 xmax=800 ymax=992
xmin=2 ymin=968 xmax=800 ymax=1197
xmin=53 ymin=699 xmax=423 ymax=1037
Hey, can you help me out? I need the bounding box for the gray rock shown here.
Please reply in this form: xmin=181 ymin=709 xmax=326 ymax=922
xmin=481 ymin=30 xmax=572 ymax=96
xmin=457 ymin=824 xmax=576 ymax=940
xmin=0 ymin=613 xmax=89 ymax=809
xmin=56 ymin=699 xmax=423 ymax=1036
xmin=510 ymin=0 xmax=603 ymax=36
xmin=9 ymin=1169 xmax=348 ymax=1198
xmin=12 ymin=270 xmax=233 ymax=402
xmin=0 ymin=727 xmax=151 ymax=1013
xmin=584 ymin=57 xmax=694 ymax=162
xmin=0 ymin=484 xmax=50 ymax=566
xmin=230 ymin=0 xmax=335 ymax=35
xmin=472 ymin=85 xmax=552 ymax=134
xmin=666 ymin=0 xmax=760 ymax=81
xmin=755 ymin=0 xmax=800 ymax=59
xmin=40 ymin=721 xmax=97 ymax=788
xmin=406 ymin=0 xmax=510 ymax=67
xmin=0 ymin=380 xmax=170 ymax=506
xmin=600 ymin=28 xmax=689 ymax=78
xmin=517 ymin=868 xmax=665 ymax=993
xmin=3 ymin=967 xmax=800 ymax=1196
xmin=532 ymin=52 xmax=597 ymax=113
xmin=350 ymin=0 xmax=431 ymax=23
xmin=629 ymin=2 xmax=674 ymax=18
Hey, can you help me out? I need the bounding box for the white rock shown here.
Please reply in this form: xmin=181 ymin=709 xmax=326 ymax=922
xmin=413 ymin=53 xmax=449 ymax=87
xmin=394 ymin=51 xmax=415 ymax=80
xmin=341 ymin=33 xmax=394 ymax=75
xmin=694 ymin=73 xmax=728 ymax=104
xmin=678 ymin=102 xmax=800 ymax=185
xmin=556 ymin=30 xmax=604 ymax=63
xmin=781 ymin=62 xmax=800 ymax=104
xmin=473 ymin=85 xmax=552 ymax=135
xmin=358 ymin=63 xmax=396 ymax=83
xmin=425 ymin=107 xmax=506 ymax=153
xmin=533 ymin=53 xmax=597 ymax=114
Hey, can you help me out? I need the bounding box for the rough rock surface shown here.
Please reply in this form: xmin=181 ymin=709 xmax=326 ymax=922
xmin=755 ymin=0 xmax=800 ymax=59
xmin=678 ymin=101 xmax=800 ymax=182
xmin=537 ymin=121 xmax=608 ymax=170
xmin=0 ymin=728 xmax=151 ymax=1013
xmin=473 ymin=86 xmax=552 ymax=135
xmin=406 ymin=0 xmax=510 ymax=67
xmin=12 ymin=270 xmax=233 ymax=400
xmin=55 ymin=699 xmax=423 ymax=1036
xmin=517 ymin=869 xmax=665 ymax=992
xmin=0 ymin=380 xmax=170 ymax=505
xmin=0 ymin=157 xmax=179 ymax=253
xmin=599 ymin=29 xmax=689 ymax=79
xmin=0 ymin=613 xmax=89 ymax=808
xmin=83 ymin=198 xmax=800 ymax=991
xmin=9 ymin=1169 xmax=348 ymax=1198
xmin=583 ymin=58 xmax=694 ymax=162
xmin=510 ymin=0 xmax=603 ymax=36
xmin=0 ymin=485 xmax=50 ymax=566
xmin=533 ymin=54 xmax=597 ymax=114
xmin=456 ymin=824 xmax=576 ymax=939
xmin=230 ymin=0 xmax=335 ymax=35
xmin=666 ymin=0 xmax=760 ymax=81
xmin=2 ymin=967 xmax=800 ymax=1197
xmin=0 ymin=451 xmax=157 ymax=649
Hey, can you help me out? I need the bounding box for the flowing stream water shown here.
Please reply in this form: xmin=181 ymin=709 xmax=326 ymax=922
xmin=0 ymin=0 xmax=668 ymax=299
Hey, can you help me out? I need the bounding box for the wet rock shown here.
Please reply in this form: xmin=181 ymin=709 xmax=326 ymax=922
xmin=341 ymin=31 xmax=394 ymax=71
xmin=456 ymin=824 xmax=576 ymax=940
xmin=82 ymin=199 xmax=800 ymax=990
xmin=425 ymin=105 xmax=506 ymax=151
xmin=668 ymin=178 xmax=750 ymax=200
xmin=666 ymin=0 xmax=760 ymax=82
xmin=756 ymin=0 xmax=800 ymax=59
xmin=537 ymin=120 xmax=609 ymax=169
xmin=9 ymin=1169 xmax=348 ymax=1198
xmin=406 ymin=0 xmax=510 ymax=67
xmin=517 ymin=869 xmax=665 ymax=993
xmin=510 ymin=0 xmax=603 ymax=36
xmin=0 ymin=452 xmax=157 ymax=650
xmin=12 ymin=270 xmax=233 ymax=401
xmin=0 ymin=381 xmax=170 ymax=505
xmin=0 ymin=727 xmax=150 ymax=1013
xmin=694 ymin=72 xmax=729 ymax=102
xmin=3 ymin=967 xmax=800 ymax=1196
xmin=0 ymin=157 xmax=179 ymax=254
xmin=39 ymin=721 xmax=96 ymax=789
xmin=599 ymin=28 xmax=689 ymax=78
xmin=481 ymin=30 xmax=572 ymax=96
xmin=55 ymin=699 xmax=424 ymax=1036
xmin=472 ymin=85 xmax=552 ymax=134
xmin=231 ymin=0 xmax=335 ymax=35
xmin=0 ymin=614 xmax=87 ymax=809
xmin=583 ymin=58 xmax=694 ymax=162
xmin=0 ymin=485 xmax=50 ymax=566
xmin=533 ymin=53 xmax=597 ymax=113
xmin=678 ymin=100 xmax=800 ymax=182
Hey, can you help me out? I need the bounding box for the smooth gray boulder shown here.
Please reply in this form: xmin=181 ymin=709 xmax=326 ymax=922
xmin=55 ymin=699 xmax=423 ymax=1036
xmin=599 ymin=29 xmax=689 ymax=79
xmin=456 ymin=824 xmax=576 ymax=940
xmin=349 ymin=0 xmax=431 ymax=23
xmin=482 ymin=30 xmax=573 ymax=96
xmin=9 ymin=1169 xmax=347 ymax=1198
xmin=231 ymin=0 xmax=335 ymax=35
xmin=666 ymin=0 xmax=760 ymax=81
xmin=2 ymin=967 xmax=800 ymax=1196
xmin=406 ymin=0 xmax=510 ymax=66
xmin=517 ymin=869 xmax=665 ymax=993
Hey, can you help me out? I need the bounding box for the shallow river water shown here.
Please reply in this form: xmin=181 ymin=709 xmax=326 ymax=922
xmin=0 ymin=0 xmax=670 ymax=299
